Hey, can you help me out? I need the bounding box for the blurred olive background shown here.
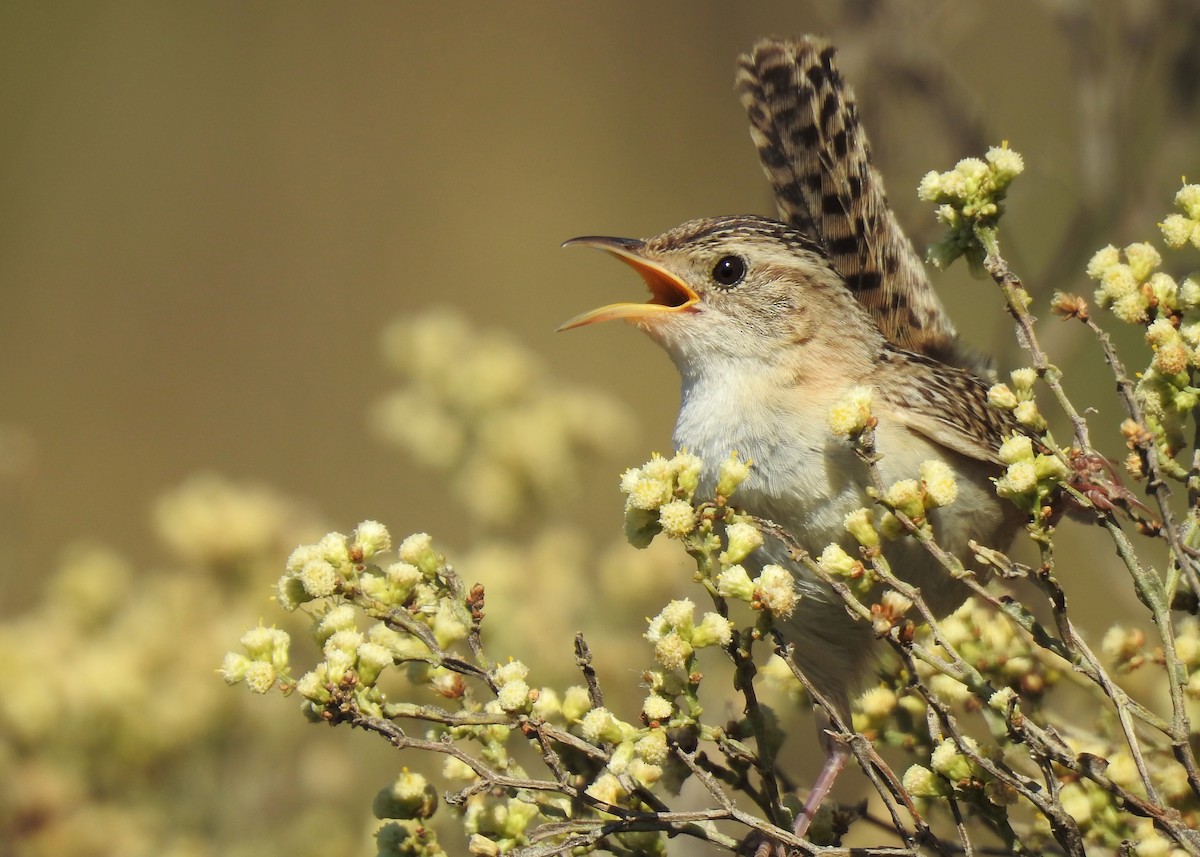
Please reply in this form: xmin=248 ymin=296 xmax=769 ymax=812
xmin=3 ymin=2 xmax=1199 ymax=855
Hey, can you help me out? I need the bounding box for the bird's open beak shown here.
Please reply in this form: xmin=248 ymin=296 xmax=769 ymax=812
xmin=558 ymin=236 xmax=699 ymax=331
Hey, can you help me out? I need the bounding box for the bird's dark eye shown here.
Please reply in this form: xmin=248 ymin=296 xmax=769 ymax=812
xmin=711 ymin=255 xmax=746 ymax=288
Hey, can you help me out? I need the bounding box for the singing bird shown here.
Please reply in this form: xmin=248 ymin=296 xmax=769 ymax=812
xmin=560 ymin=38 xmax=1025 ymax=838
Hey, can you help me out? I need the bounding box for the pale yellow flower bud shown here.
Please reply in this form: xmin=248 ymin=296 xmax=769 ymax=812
xmin=919 ymin=460 xmax=958 ymax=508
xmin=619 ymin=467 xmax=642 ymax=494
xmin=642 ymin=693 xmax=674 ymax=722
xmin=373 ymin=770 xmax=438 ymax=820
xmin=1177 ymin=183 xmax=1200 ymax=220
xmin=640 ymin=452 xmax=673 ymax=482
xmin=653 ymin=633 xmax=693 ymax=671
xmin=1098 ymin=265 xmax=1138 ymax=304
xmin=580 ymin=707 xmax=631 ymax=744
xmin=468 ymin=835 xmax=501 ymax=856
xmin=692 ymin=612 xmax=733 ymax=648
xmin=352 ymin=520 xmax=391 ymax=560
xmin=1012 ymin=400 xmax=1045 ymax=430
xmin=1134 ymin=831 xmax=1172 ymax=857
xmin=1124 ymin=242 xmax=1161 ymax=281
xmin=716 ymin=451 xmax=752 ymax=496
xmin=561 ymin=685 xmax=592 ymax=724
xmin=997 ymin=460 xmax=1037 ymax=497
xmin=880 ymin=590 xmax=914 ymax=617
xmin=883 ymin=478 xmax=925 ymax=520
xmin=916 ymin=171 xmax=943 ymax=201
xmin=929 ymin=673 xmax=973 ymax=705
xmin=625 ymin=476 xmax=672 ymax=511
xmin=1085 ymin=244 xmax=1121 ymax=280
xmin=398 ymin=532 xmax=437 ymax=572
xmin=657 ymin=499 xmax=696 ymax=537
xmin=828 ymin=385 xmax=874 ymax=436
xmin=987 ymin=383 xmax=1019 ymax=410
xmin=858 ymin=685 xmax=898 ymax=720
xmin=585 ymin=773 xmax=626 ymax=805
xmin=673 ymin=451 xmax=704 ymax=498
xmin=902 ymin=764 xmax=949 ymax=798
xmin=1148 ymin=272 xmax=1178 ymax=308
xmin=1145 ymin=318 xmax=1179 ymax=348
xmin=628 ymin=759 xmax=663 ymax=788
xmin=755 ymin=564 xmax=798 ymax=617
xmin=497 ymin=681 xmax=531 ymax=712
xmin=1033 ymin=453 xmax=1069 ymax=482
xmin=243 ymin=660 xmax=277 ymax=694
xmin=1111 ymin=291 xmax=1149 ymax=324
xmin=719 ymin=520 xmax=763 ymax=564
xmin=931 ymin=737 xmax=977 ymax=782
xmin=1153 ymin=342 xmax=1191 ymax=375
xmin=316 ymin=532 xmax=351 ymax=567
xmin=843 ymin=507 xmax=879 ymax=547
xmin=531 ymin=687 xmax=561 ymax=721
xmin=1010 ymin=367 xmax=1038 ymax=391
xmin=324 ymin=629 xmax=364 ymax=657
xmin=220 ymin=652 xmax=251 ymax=685
xmin=1059 ymin=783 xmax=1092 ymax=824
xmin=985 ymin=145 xmax=1024 ymax=181
xmin=988 ymin=687 xmax=1017 ymax=711
xmin=432 ymin=600 xmax=469 ymax=648
xmin=818 ymin=544 xmax=858 ymax=576
xmin=1161 ymin=213 xmax=1194 ymax=248
xmin=356 ymin=642 xmax=393 ymax=686
xmin=1174 ymin=632 xmax=1200 ymax=667
xmin=998 ymin=434 xmax=1034 ymax=464
xmin=299 ymin=558 xmax=339 ymax=598
xmin=443 ymin=755 xmax=478 ymax=781
xmin=635 ymin=729 xmax=669 ymax=764
xmin=716 ymin=565 xmax=755 ymax=601
xmin=653 ymin=599 xmax=694 ymax=635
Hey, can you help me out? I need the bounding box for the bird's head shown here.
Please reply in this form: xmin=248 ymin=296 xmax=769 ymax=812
xmin=560 ymin=215 xmax=883 ymax=373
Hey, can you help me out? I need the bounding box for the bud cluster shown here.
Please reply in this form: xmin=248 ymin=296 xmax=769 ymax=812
xmin=987 ymin=367 xmax=1048 ymax=432
xmin=993 ymin=433 xmax=1069 ymax=514
xmin=1036 ymin=734 xmax=1198 ymax=852
xmin=916 ymin=598 xmax=1061 ymax=706
xmin=1159 ymin=183 xmax=1200 ymax=250
xmin=644 ymin=598 xmax=733 ymax=671
xmin=1085 ymin=184 xmax=1200 ymax=459
xmin=220 ymin=623 xmax=291 ymax=695
xmin=918 ymin=144 xmax=1024 ymax=270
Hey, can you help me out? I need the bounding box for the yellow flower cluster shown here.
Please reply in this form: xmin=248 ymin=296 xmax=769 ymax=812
xmin=1036 ymin=734 xmax=1197 ymax=854
xmin=1084 ymin=184 xmax=1200 ymax=457
xmin=994 ymin=433 xmax=1068 ymax=514
xmin=619 ymin=450 xmax=707 ymax=547
xmin=916 ymin=598 xmax=1062 ymax=704
xmin=644 ymin=598 xmax=733 ymax=671
xmin=1086 ymin=242 xmax=1172 ymax=324
xmin=918 ymin=144 xmax=1025 ymax=270
xmin=1160 ymin=183 xmax=1200 ymax=250
xmin=827 ymin=385 xmax=874 ymax=437
xmin=220 ymin=623 xmax=290 ymax=694
xmin=987 ymin=367 xmax=1047 ymax=432
xmin=2 ymin=474 xmax=377 ymax=857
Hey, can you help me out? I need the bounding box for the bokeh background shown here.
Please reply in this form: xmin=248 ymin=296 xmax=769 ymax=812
xmin=3 ymin=2 xmax=1199 ymax=855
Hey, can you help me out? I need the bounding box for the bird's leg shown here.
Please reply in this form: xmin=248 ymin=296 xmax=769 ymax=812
xmin=795 ymin=717 xmax=851 ymax=839
xmin=749 ymin=719 xmax=851 ymax=856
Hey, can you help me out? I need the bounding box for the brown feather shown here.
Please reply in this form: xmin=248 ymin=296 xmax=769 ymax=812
xmin=736 ymin=37 xmax=988 ymax=375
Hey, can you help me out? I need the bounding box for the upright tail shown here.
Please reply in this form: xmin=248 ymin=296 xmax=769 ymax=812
xmin=736 ymin=37 xmax=985 ymax=373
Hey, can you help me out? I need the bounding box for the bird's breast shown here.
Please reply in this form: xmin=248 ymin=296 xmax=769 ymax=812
xmin=672 ymin=369 xmax=1017 ymax=612
xmin=673 ymin=369 xmax=867 ymax=551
